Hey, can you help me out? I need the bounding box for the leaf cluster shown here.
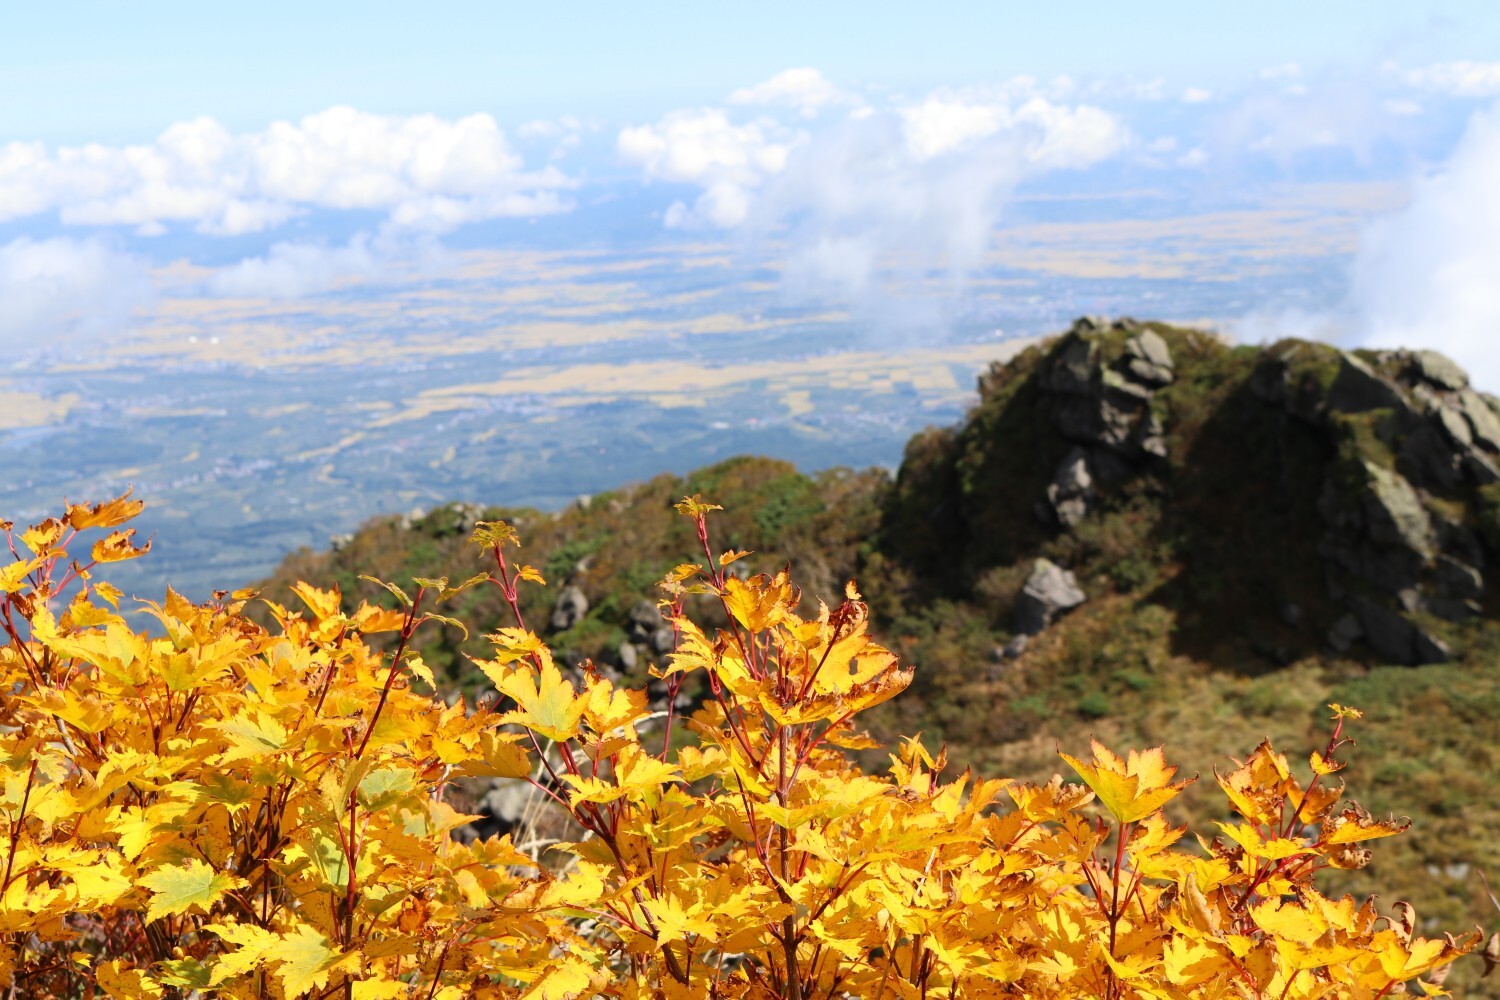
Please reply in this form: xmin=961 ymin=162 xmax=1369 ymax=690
xmin=0 ymin=494 xmax=1476 ymax=998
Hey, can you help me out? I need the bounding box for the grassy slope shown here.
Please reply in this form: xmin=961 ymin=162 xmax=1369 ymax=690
xmin=257 ymin=325 xmax=1500 ymax=991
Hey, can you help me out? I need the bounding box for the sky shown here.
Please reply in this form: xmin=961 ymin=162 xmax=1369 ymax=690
xmin=3 ymin=2 xmax=1497 ymax=141
xmin=2 ymin=2 xmax=1499 ymax=383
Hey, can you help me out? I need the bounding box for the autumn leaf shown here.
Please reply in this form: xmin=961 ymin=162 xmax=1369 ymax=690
xmin=136 ymin=858 xmax=246 ymax=923
xmin=1059 ymin=740 xmax=1195 ymax=823
xmin=469 ymin=519 xmax=520 ymax=550
xmin=94 ymin=960 xmax=164 ymax=998
xmin=66 ymin=488 xmax=145 ymax=530
xmin=0 ymin=557 xmax=40 ymax=594
xmin=272 ymin=924 xmax=348 ymax=998
xmin=290 ymin=580 xmax=342 ymax=621
xmin=209 ymin=712 xmax=289 ymax=762
xmin=20 ymin=518 xmax=66 ymax=555
xmin=484 ymin=658 xmax=586 ymax=742
xmin=205 ymin=922 xmax=281 ymax=984
xmin=673 ymin=494 xmax=723 ymax=518
xmin=91 ymin=528 xmax=151 ymax=564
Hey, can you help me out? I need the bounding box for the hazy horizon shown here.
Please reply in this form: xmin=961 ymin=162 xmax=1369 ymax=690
xmin=3 ymin=3 xmax=1500 ymax=595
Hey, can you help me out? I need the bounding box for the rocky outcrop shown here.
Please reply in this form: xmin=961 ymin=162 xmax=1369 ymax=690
xmin=1019 ymin=322 xmax=1493 ymax=667
xmin=1014 ymin=559 xmax=1087 ymax=636
xmin=1035 ymin=319 xmax=1174 ymax=527
xmin=1246 ymin=340 xmax=1500 ymax=664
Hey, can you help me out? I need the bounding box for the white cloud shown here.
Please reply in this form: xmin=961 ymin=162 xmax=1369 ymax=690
xmin=208 ymin=239 xmax=379 ymax=299
xmin=1181 ymin=87 xmax=1214 ymax=104
xmin=618 ymin=108 xmax=798 ymax=229
xmin=618 ymin=109 xmax=793 ymax=185
xmin=728 ymin=68 xmax=851 ymax=117
xmin=621 ymin=74 xmax=1129 ymax=298
xmin=0 ymin=237 xmax=152 ymax=351
xmin=0 ymin=107 xmax=574 ymax=236
xmin=1349 ymin=101 xmax=1500 ymax=391
xmin=1215 ymin=78 xmax=1397 ymax=163
xmin=1401 ymin=61 xmax=1500 ymax=98
xmin=207 ymin=226 xmax=455 ymax=299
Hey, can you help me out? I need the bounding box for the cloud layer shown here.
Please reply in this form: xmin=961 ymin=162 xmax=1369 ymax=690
xmin=618 ymin=71 xmax=1130 ymax=298
xmin=0 ymin=237 xmax=152 ymax=352
xmin=1349 ymin=101 xmax=1500 ymax=391
xmin=0 ymin=107 xmax=573 ymax=236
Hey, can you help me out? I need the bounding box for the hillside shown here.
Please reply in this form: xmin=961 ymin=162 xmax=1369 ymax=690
xmin=258 ymin=318 xmax=1500 ymax=990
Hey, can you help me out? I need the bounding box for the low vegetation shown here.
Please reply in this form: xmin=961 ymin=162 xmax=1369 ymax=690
xmin=0 ymin=493 xmax=1486 ymax=997
xmin=259 ymin=321 xmax=1500 ymax=996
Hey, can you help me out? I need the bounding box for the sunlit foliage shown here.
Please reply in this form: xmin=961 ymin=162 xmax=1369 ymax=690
xmin=0 ymin=492 xmax=1475 ymax=998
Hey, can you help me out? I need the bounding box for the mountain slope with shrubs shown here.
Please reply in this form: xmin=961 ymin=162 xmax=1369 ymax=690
xmin=260 ymin=319 xmax=1500 ymax=990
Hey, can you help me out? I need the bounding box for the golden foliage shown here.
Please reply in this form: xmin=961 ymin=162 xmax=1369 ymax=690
xmin=0 ymin=492 xmax=1475 ymax=998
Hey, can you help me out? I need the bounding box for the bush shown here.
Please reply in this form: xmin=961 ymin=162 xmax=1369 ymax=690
xmin=0 ymin=491 xmax=1476 ymax=998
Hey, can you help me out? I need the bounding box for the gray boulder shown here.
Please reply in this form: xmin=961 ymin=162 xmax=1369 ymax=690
xmin=1411 ymin=350 xmax=1469 ymax=392
xmin=453 ymin=779 xmax=537 ymax=843
xmin=1459 ymin=389 xmax=1500 ymax=453
xmin=1124 ymin=330 xmax=1175 ymax=386
xmin=1045 ymin=448 xmax=1094 ymax=528
xmin=1327 ymin=355 xmax=1409 ymax=415
xmin=650 ymin=625 xmax=676 ymax=655
xmin=1134 ymin=411 xmax=1169 ymax=459
xmin=628 ymin=599 xmax=663 ymax=637
xmin=550 ymin=585 xmax=589 ymax=631
xmin=1360 ymin=463 xmax=1436 ymax=560
xmin=1041 ymin=335 xmax=1098 ymax=396
xmin=1014 ymin=559 xmax=1087 ymax=636
xmin=1435 ymin=406 xmax=1473 ymax=449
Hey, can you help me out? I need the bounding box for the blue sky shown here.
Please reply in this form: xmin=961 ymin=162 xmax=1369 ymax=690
xmin=4 ymin=1 xmax=1498 ymax=141
xmin=2 ymin=2 xmax=1499 ymax=383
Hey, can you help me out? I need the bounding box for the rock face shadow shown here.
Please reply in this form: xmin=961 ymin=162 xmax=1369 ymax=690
xmin=885 ymin=319 xmax=1500 ymax=674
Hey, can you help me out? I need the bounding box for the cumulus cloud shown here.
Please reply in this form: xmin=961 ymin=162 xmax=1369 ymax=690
xmin=728 ymin=68 xmax=852 ymax=117
xmin=0 ymin=237 xmax=153 ymax=352
xmin=1400 ymin=61 xmax=1500 ymax=98
xmin=207 ymin=228 xmax=453 ymax=299
xmin=620 ymin=73 xmax=1130 ymax=298
xmin=618 ymin=108 xmax=798 ymax=228
xmin=1349 ymin=102 xmax=1500 ymax=391
xmin=0 ymin=107 xmax=574 ymax=237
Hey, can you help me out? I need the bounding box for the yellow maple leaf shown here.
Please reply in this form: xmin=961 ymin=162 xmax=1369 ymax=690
xmin=91 ymin=528 xmax=151 ymax=564
xmin=94 ymin=959 xmax=164 ymax=998
xmin=20 ymin=517 xmax=66 ymax=555
xmin=519 ymin=953 xmax=605 ymax=1000
xmin=0 ymin=557 xmax=39 ymax=595
xmin=66 ymin=488 xmax=145 ymax=530
xmin=1322 ymin=805 xmax=1410 ymax=845
xmin=486 ymin=658 xmax=586 ymax=742
xmin=290 ymin=580 xmax=343 ymax=622
xmin=204 ymin=921 xmax=281 ymax=985
xmin=272 ymin=924 xmax=351 ymax=998
xmin=1059 ymin=740 xmax=1195 ymax=823
xmin=136 ymin=858 xmax=246 ymax=923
